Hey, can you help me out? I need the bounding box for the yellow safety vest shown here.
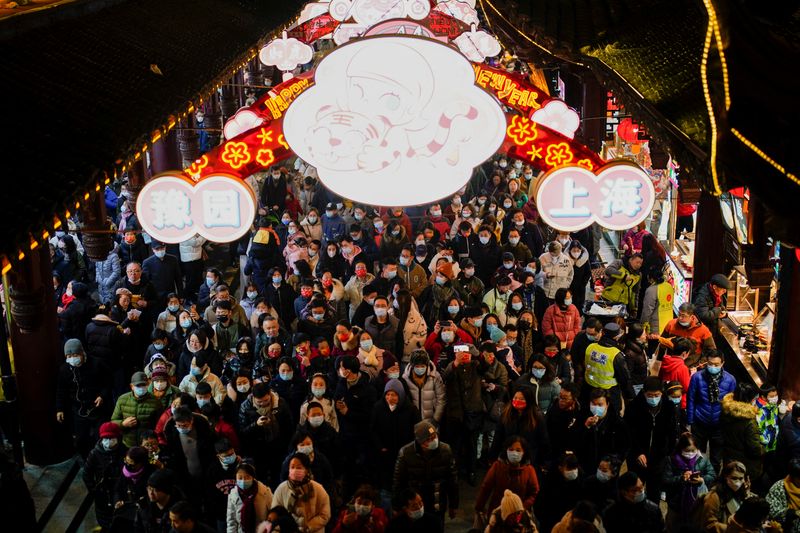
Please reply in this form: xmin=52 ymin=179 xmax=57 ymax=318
xmin=656 ymin=281 xmax=675 ymax=334
xmin=584 ymin=343 xmax=619 ymax=389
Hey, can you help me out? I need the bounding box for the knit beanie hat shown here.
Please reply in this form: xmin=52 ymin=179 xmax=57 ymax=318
xmin=99 ymin=422 xmax=121 ymax=439
xmin=490 ymin=327 xmax=506 ymax=344
xmin=384 ymin=378 xmax=405 ymax=404
xmin=500 ymin=489 xmax=524 ymax=520
xmin=64 ymin=338 xmax=84 ymax=356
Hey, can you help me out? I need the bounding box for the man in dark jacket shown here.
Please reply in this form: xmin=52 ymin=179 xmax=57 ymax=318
xmin=686 ymin=349 xmax=736 ymax=470
xmin=603 ymin=472 xmax=665 ymax=533
xmin=203 ymin=438 xmax=240 ymax=531
xmin=470 ymin=225 xmax=501 ymax=284
xmin=442 ymin=344 xmax=484 ymax=484
xmin=334 ymin=356 xmax=378 ymax=494
xmin=163 ymin=407 xmax=215 ymax=494
xmin=545 ymin=383 xmax=583 ymax=459
xmin=57 ymin=281 xmax=95 ymax=343
xmin=298 ymin=297 xmax=337 ymax=340
xmin=237 ymin=382 xmax=293 ymax=486
xmin=624 ymin=377 xmax=678 ymax=502
xmin=693 ymin=273 xmax=730 ymax=334
xmin=264 ymin=267 xmax=297 ymax=325
xmin=578 ymin=388 xmax=631 ymax=473
xmin=56 ymin=339 xmax=110 ymax=456
xmin=386 ymin=487 xmax=443 ymax=533
xmin=505 ymin=210 xmax=545 ymax=257
xmin=134 ymin=469 xmax=183 ymax=533
xmin=569 ymin=318 xmax=602 ymax=390
xmin=142 ymin=241 xmax=183 ymax=308
xmin=393 ymin=421 xmax=459 ymax=526
xmin=83 ymin=422 xmax=127 ymax=529
xmin=244 ymin=217 xmax=282 ymax=294
xmin=115 ymin=262 xmax=160 ymax=325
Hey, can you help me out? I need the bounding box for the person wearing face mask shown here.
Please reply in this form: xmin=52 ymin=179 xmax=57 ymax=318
xmin=112 ymin=446 xmax=156 ymax=529
xmin=660 ymin=302 xmax=716 ymax=368
xmin=94 ymin=240 xmax=122 ymax=305
xmin=369 ymin=380 xmax=420 ymax=499
xmin=155 ymin=293 xmax=183 ymax=334
xmin=56 ymin=338 xmax=110 ymax=456
xmin=401 ymin=350 xmax=446 ymax=427
xmin=535 ymin=452 xmax=583 ymax=531
xmin=501 ymin=228 xmax=534 ymax=268
xmin=179 ymin=353 xmax=226 ymax=405
xmin=658 ymin=337 xmax=693 ymax=409
xmin=319 ymin=202 xmax=346 ymax=246
xmin=475 ymin=436 xmax=539 ymax=518
xmin=110 ymin=372 xmax=164 ymax=448
xmin=83 ymin=421 xmax=126 ymax=530
xmin=698 ymin=461 xmax=753 ymax=531
xmin=582 ymin=321 xmax=634 ymax=416
xmin=118 ymin=226 xmax=149 ymax=267
xmin=202 ymin=437 xmax=241 ymax=532
xmin=331 ymin=484 xmax=388 ymax=533
xmin=343 ymin=259 xmax=376 ymax=320
xmin=579 ymin=455 xmax=622 ymax=512
xmin=470 ymin=225 xmax=501 ymax=284
xmin=163 ymin=406 xmax=215 ymax=490
xmin=424 ymin=320 xmax=472 ymax=372
xmin=269 ymin=357 xmax=308 ymax=423
xmin=147 ymin=369 xmax=181 ymax=409
xmin=226 ymin=462 xmax=273 ymax=533
xmin=142 ymin=241 xmax=183 ymax=309
xmin=394 ymin=421 xmax=459 ymax=526
xmin=298 ymin=374 xmax=339 ymax=431
xmin=622 ymin=322 xmax=650 ymax=396
xmin=274 ymin=455 xmax=332 ymax=532
xmin=662 ymin=432 xmax=716 ymax=529
xmin=142 ymin=328 xmax=174 ymax=369
xmin=579 ymin=389 xmax=631 ymax=474
xmin=603 ymin=472 xmax=664 ymax=533
xmin=196 ymin=268 xmax=222 ymax=313
xmin=221 ymin=337 xmax=256 ymax=387
xmin=539 ymin=241 xmax=574 ymax=306
xmin=515 ymin=354 xmax=561 ymax=414
xmin=453 ymin=258 xmax=484 ymax=309
xmin=624 ymin=377 xmax=678 ymax=502
xmin=299 ymin=401 xmax=342 ymax=473
xmin=210 ymin=299 xmax=247 ymax=355
xmin=754 ymin=385 xmax=781 ymax=483
xmin=300 ymin=207 xmax=323 ymax=242
xmin=363 ymin=295 xmax=399 ymax=353
xmin=259 ymin=165 xmax=288 ymax=211
xmin=687 ymin=350 xmax=736 ymax=472
xmin=542 ymin=287 xmax=581 ymax=350
xmin=334 ymin=356 xmax=379 ymax=494
xmin=239 ymin=382 xmax=294 ymax=485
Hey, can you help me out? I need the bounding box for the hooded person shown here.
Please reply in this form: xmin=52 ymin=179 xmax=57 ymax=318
xmin=83 ymin=422 xmax=126 ymax=529
xmin=484 ymin=489 xmax=537 ymax=532
xmin=369 ymin=379 xmax=421 ymax=492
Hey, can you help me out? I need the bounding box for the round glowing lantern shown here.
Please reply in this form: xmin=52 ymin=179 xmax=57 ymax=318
xmin=617 ymin=118 xmax=643 ymax=143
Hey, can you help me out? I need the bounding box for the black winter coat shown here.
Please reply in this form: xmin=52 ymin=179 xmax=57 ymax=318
xmin=142 ymin=254 xmax=183 ymax=304
xmin=237 ymin=394 xmax=294 ymax=456
xmin=470 ymin=240 xmax=501 ymax=284
xmin=545 ymin=403 xmax=582 ymax=459
xmin=58 ymin=282 xmax=95 ymax=342
xmin=163 ymin=414 xmax=216 ymax=483
xmin=603 ymin=498 xmax=665 ymax=533
xmin=624 ymin=393 xmax=678 ymax=463
xmin=83 ymin=441 xmax=127 ymax=526
xmin=203 ymin=458 xmax=240 ymax=521
xmin=369 ymin=399 xmax=420 ymax=489
xmin=265 ymin=282 xmax=297 ymax=325
xmin=85 ymin=316 xmax=126 ymax=369
xmin=334 ymin=372 xmax=379 ymax=443
xmin=578 ymin=410 xmax=631 ymax=473
xmin=393 ymin=441 xmax=459 ymax=513
xmin=56 ymin=357 xmax=110 ymax=419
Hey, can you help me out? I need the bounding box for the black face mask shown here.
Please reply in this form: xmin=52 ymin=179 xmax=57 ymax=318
xmin=216 ymin=315 xmax=229 ymax=323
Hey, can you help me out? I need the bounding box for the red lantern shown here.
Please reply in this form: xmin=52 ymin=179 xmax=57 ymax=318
xmin=617 ymin=118 xmax=643 ymax=143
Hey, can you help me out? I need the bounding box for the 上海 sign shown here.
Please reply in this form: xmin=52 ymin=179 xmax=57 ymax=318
xmin=534 ymin=162 xmax=656 ymax=231
xmin=136 ymin=174 xmax=256 ymax=243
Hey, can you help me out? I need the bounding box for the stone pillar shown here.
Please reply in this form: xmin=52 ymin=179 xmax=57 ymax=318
xmin=81 ymin=188 xmax=113 ymax=263
xmin=127 ymin=159 xmax=147 ymax=216
xmin=772 ymin=246 xmax=800 ymax=397
xmin=7 ymin=247 xmax=72 ymax=465
xmin=177 ymin=116 xmax=201 ymax=169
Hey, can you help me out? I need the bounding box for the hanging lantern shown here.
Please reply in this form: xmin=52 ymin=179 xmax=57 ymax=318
xmin=617 ymin=118 xmax=643 ymax=143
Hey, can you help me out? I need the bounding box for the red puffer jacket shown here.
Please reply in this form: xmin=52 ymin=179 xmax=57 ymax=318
xmin=542 ymin=304 xmax=581 ymax=348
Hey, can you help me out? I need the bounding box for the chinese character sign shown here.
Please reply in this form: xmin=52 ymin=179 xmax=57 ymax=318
xmin=136 ymin=174 xmax=256 ymax=243
xmin=534 ymin=162 xmax=656 ymax=232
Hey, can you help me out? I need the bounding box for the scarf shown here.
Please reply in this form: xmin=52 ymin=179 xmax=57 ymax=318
xmin=785 ymin=476 xmax=800 ymax=511
xmin=238 ymin=483 xmax=258 ymax=533
xmin=706 ymin=371 xmax=722 ymax=404
xmin=288 ymin=477 xmax=313 ymax=506
xmin=673 ymin=453 xmax=702 ymax=520
xmin=61 ymin=292 xmax=75 ymax=308
xmin=122 ymin=465 xmax=144 ymax=481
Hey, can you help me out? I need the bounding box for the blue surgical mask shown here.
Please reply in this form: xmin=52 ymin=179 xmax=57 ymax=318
xmin=180 ymin=319 xmax=192 ymax=328
xmin=312 ymin=313 xmax=325 ymax=321
xmin=311 ymin=386 xmax=326 ymax=398
xmin=486 ymin=324 xmax=499 ymax=333
xmin=435 ymin=276 xmax=446 ymax=286
xmin=190 ymin=367 xmax=204 ymax=377
xmin=196 ymin=398 xmax=209 ymax=408
xmin=101 ymin=438 xmax=118 ymax=451
xmin=408 ymin=507 xmax=424 ymax=520
xmin=479 ymin=236 xmax=490 ymax=245
xmin=590 ymin=405 xmax=606 ymax=417
xmin=473 ymin=318 xmax=483 ymax=328
xmin=153 ymin=342 xmax=165 ymax=351
xmin=564 ymin=298 xmax=573 ymax=306
xmin=646 ymin=396 xmax=662 ymax=407
xmin=247 ymin=291 xmax=258 ymax=299
xmin=297 ymin=444 xmax=313 ymax=455
xmin=154 ymin=249 xmax=166 ymax=259
xmin=586 ymin=334 xmax=599 ymax=342
xmin=272 ymin=276 xmax=282 ymax=285
xmin=632 ymin=491 xmax=646 ymax=503
xmin=237 ymin=479 xmax=252 ymax=490
xmin=280 ymin=371 xmax=294 ymax=381
xmin=670 ymin=396 xmax=681 ymax=405
xmin=414 ymin=366 xmax=427 ymax=376
xmin=374 ymin=308 xmax=387 ymax=318
xmin=706 ymin=366 xmax=722 ymax=375
xmin=167 ymin=304 xmax=179 ymax=313
xmin=206 ymin=277 xmax=215 ymax=287
xmin=220 ymin=454 xmax=237 ymax=466
xmin=177 ymin=426 xmax=191 ymax=435
xmin=133 ymin=386 xmax=147 ymax=397
xmin=387 ymin=371 xmax=400 ymax=379
xmin=399 ymin=256 xmax=409 ymax=266
xmin=441 ymin=331 xmax=455 ymax=343
xmin=511 ymin=302 xmax=523 ymax=311
xmin=596 ymin=469 xmax=612 ymax=482
xmin=532 ymin=368 xmax=546 ymax=379
xmin=360 ymin=339 xmax=373 ymax=351
xmin=447 ymin=305 xmax=460 ymax=315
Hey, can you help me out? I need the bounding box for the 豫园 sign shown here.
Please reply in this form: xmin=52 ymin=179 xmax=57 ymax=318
xmin=135 ymin=173 xmax=257 ymax=244
xmin=533 ymin=162 xmax=657 ymax=232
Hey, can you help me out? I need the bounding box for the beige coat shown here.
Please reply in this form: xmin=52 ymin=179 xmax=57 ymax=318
xmin=226 ymin=480 xmax=273 ymax=533
xmin=272 ymin=480 xmax=331 ymax=533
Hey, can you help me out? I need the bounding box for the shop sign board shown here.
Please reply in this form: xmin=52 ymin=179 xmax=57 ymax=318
xmin=135 ymin=174 xmax=256 ymax=244
xmin=534 ymin=162 xmax=656 ymax=232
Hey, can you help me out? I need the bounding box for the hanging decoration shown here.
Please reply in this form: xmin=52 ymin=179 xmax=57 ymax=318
xmin=259 ymin=31 xmax=315 ymax=81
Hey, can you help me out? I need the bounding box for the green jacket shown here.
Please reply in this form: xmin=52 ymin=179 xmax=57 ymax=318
xmin=110 ymin=392 xmax=164 ymax=448
xmin=756 ymin=398 xmax=780 ymax=452
xmin=602 ymin=259 xmax=641 ymax=314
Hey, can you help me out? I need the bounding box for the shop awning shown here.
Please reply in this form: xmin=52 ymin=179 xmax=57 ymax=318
xmin=0 ymin=0 xmax=304 ymax=264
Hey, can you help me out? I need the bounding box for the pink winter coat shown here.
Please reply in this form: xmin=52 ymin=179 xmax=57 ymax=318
xmin=542 ymin=304 xmax=581 ymax=348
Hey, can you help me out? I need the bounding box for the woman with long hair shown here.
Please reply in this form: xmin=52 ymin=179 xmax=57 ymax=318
xmin=662 ymin=432 xmax=716 ymax=530
xmin=492 ymin=387 xmax=549 ymax=466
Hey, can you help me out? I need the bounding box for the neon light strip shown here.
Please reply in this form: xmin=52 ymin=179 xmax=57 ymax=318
xmin=700 ymin=9 xmax=723 ymax=195
xmin=730 ymin=128 xmax=800 ymax=187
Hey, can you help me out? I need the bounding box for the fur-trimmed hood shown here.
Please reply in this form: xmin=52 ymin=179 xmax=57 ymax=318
xmin=721 ymin=393 xmax=759 ymax=420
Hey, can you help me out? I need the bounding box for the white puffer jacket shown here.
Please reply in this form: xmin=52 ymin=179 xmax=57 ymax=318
xmin=402 ymin=361 xmax=446 ymax=424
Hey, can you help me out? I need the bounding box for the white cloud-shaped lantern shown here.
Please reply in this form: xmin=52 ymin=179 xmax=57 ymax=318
xmin=329 ymin=0 xmax=430 ymax=25
xmin=283 ymin=36 xmax=507 ymax=206
xmin=531 ymin=99 xmax=581 ymax=139
xmin=223 ymin=108 xmax=264 ymax=140
xmin=259 ymin=32 xmax=314 ymax=73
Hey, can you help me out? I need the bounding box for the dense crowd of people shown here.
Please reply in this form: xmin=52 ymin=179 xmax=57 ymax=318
xmin=43 ymin=156 xmax=799 ymax=533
